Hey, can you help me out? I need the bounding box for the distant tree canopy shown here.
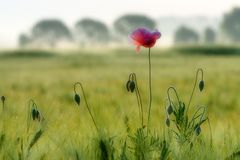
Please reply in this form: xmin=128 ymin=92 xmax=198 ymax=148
xmin=204 ymin=27 xmax=216 ymax=43
xmin=75 ymin=18 xmax=109 ymax=44
xmin=31 ymin=19 xmax=72 ymax=47
xmin=18 ymin=34 xmax=31 ymax=47
xmin=174 ymin=26 xmax=199 ymax=44
xmin=222 ymin=7 xmax=240 ymax=42
xmin=114 ymin=14 xmax=156 ymax=36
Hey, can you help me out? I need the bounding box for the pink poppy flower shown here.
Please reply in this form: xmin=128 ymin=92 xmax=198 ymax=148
xmin=130 ymin=27 xmax=161 ymax=52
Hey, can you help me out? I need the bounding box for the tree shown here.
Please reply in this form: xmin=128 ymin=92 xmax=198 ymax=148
xmin=222 ymin=7 xmax=240 ymax=42
xmin=114 ymin=14 xmax=156 ymax=36
xmin=18 ymin=34 xmax=31 ymax=47
xmin=204 ymin=27 xmax=216 ymax=43
xmin=174 ymin=26 xmax=199 ymax=44
xmin=31 ymin=19 xmax=72 ymax=47
xmin=74 ymin=18 xmax=109 ymax=45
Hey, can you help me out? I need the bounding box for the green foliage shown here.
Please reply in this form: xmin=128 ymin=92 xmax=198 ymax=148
xmin=93 ymin=134 xmax=115 ymax=160
xmin=129 ymin=128 xmax=152 ymax=159
xmin=165 ymin=69 xmax=209 ymax=146
xmin=0 ymin=49 xmax=239 ymax=159
xmin=167 ymin=101 xmax=207 ymax=145
xmin=28 ymin=129 xmax=43 ymax=151
xmin=0 ymin=50 xmax=56 ymax=58
xmin=174 ymin=46 xmax=240 ymax=55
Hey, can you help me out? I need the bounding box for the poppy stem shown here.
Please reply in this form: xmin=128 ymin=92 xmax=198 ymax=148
xmin=147 ymin=48 xmax=152 ymax=133
xmin=207 ymin=117 xmax=213 ymax=148
xmin=131 ymin=73 xmax=144 ymax=128
xmin=167 ymin=87 xmax=181 ymax=111
xmin=186 ymin=68 xmax=204 ymax=113
xmin=74 ymin=82 xmax=99 ymax=133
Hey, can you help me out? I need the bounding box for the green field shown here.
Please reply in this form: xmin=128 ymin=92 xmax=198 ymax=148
xmin=0 ymin=48 xmax=240 ymax=159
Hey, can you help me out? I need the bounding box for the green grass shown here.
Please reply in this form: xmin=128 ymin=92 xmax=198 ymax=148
xmin=0 ymin=48 xmax=240 ymax=159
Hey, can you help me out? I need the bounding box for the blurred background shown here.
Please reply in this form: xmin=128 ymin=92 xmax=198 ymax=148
xmin=0 ymin=0 xmax=240 ymax=147
xmin=1 ymin=0 xmax=240 ymax=49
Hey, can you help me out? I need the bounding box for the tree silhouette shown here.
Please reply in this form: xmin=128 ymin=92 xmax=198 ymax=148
xmin=114 ymin=14 xmax=156 ymax=37
xmin=204 ymin=27 xmax=216 ymax=43
xmin=222 ymin=7 xmax=240 ymax=42
xmin=19 ymin=34 xmax=31 ymax=47
xmin=31 ymin=19 xmax=72 ymax=47
xmin=174 ymin=26 xmax=199 ymax=44
xmin=75 ymin=18 xmax=109 ymax=45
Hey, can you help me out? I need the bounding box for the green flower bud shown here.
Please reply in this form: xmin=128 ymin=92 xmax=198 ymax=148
xmin=126 ymin=80 xmax=131 ymax=92
xmin=1 ymin=96 xmax=5 ymax=102
xmin=74 ymin=94 xmax=81 ymax=106
xmin=166 ymin=118 xmax=170 ymax=127
xmin=199 ymin=80 xmax=204 ymax=92
xmin=129 ymin=81 xmax=135 ymax=93
xmin=195 ymin=125 xmax=201 ymax=136
xmin=167 ymin=104 xmax=173 ymax=115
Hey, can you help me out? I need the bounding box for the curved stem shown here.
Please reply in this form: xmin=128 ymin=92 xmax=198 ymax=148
xmin=129 ymin=73 xmax=133 ymax=81
xmin=186 ymin=68 xmax=204 ymax=113
xmin=131 ymin=74 xmax=141 ymax=125
xmin=74 ymin=82 xmax=99 ymax=133
xmin=147 ymin=48 xmax=152 ymax=133
xmin=167 ymin=87 xmax=181 ymax=111
xmin=165 ymin=105 xmax=170 ymax=119
xmin=189 ymin=106 xmax=206 ymax=125
xmin=132 ymin=73 xmax=144 ymax=128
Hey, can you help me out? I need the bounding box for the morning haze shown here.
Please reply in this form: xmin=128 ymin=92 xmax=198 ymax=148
xmin=1 ymin=0 xmax=240 ymax=47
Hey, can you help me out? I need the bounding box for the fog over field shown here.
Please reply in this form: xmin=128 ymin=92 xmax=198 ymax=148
xmin=0 ymin=0 xmax=239 ymax=47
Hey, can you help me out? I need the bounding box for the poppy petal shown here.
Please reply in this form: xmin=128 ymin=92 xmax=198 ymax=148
xmin=136 ymin=45 xmax=141 ymax=53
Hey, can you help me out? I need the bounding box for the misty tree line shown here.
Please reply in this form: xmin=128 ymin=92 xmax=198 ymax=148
xmin=19 ymin=7 xmax=240 ymax=47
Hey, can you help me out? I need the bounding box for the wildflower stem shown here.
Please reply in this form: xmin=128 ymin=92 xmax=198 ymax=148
xmin=207 ymin=117 xmax=213 ymax=148
xmin=74 ymin=82 xmax=99 ymax=133
xmin=147 ymin=48 xmax=152 ymax=133
xmin=167 ymin=87 xmax=181 ymax=111
xmin=132 ymin=73 xmax=144 ymax=128
xmin=189 ymin=106 xmax=206 ymax=125
xmin=27 ymin=99 xmax=37 ymax=133
xmin=186 ymin=68 xmax=203 ymax=113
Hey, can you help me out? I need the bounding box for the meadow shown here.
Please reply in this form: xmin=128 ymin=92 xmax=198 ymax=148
xmin=0 ymin=47 xmax=240 ymax=159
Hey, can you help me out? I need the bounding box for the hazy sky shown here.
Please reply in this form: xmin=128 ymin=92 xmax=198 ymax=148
xmin=1 ymin=0 xmax=240 ymax=47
